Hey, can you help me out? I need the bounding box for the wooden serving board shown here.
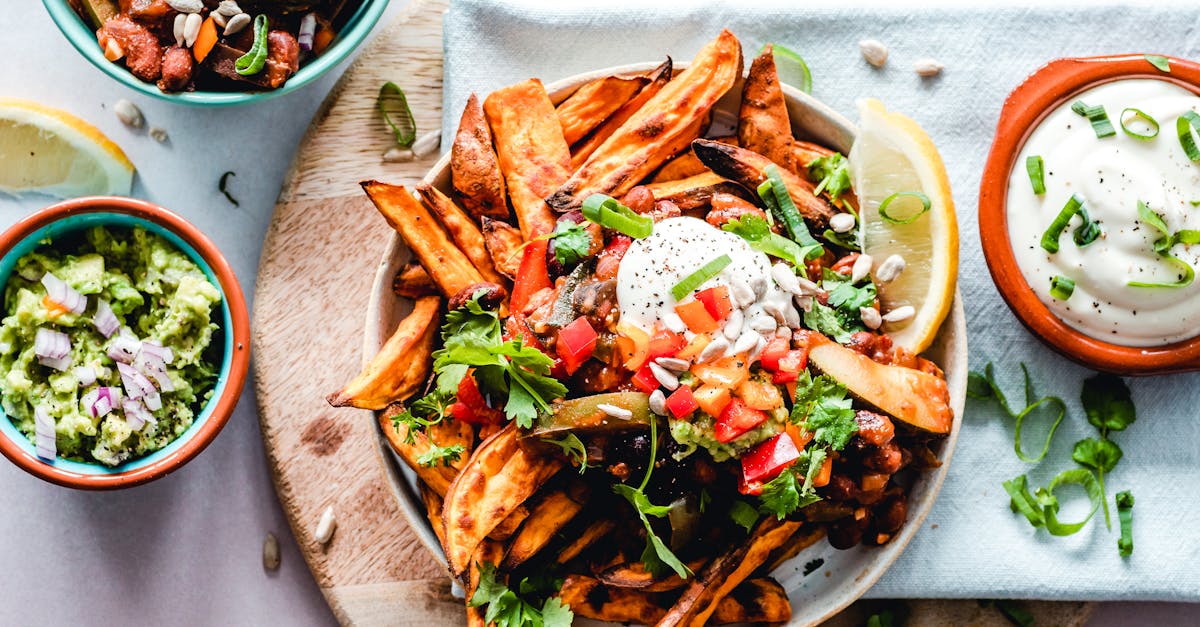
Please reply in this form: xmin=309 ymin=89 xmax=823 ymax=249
xmin=252 ymin=1 xmax=1092 ymax=624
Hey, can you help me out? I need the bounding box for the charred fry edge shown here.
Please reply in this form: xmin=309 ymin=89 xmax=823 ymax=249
xmin=452 ymin=93 xmax=510 ymax=221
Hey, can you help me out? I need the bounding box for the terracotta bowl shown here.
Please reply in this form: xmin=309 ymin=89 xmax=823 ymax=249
xmin=366 ymin=64 xmax=967 ymax=624
xmin=980 ymin=54 xmax=1200 ymax=375
xmin=0 ymin=197 xmax=251 ymax=489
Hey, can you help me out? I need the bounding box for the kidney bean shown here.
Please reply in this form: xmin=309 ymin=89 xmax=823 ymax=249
xmin=824 ymin=473 xmax=860 ymax=501
xmin=855 ymin=410 xmax=894 ymax=446
xmin=827 ymin=515 xmax=868 ymax=549
xmin=874 ymin=493 xmax=908 ymax=534
xmin=620 ymin=185 xmax=655 ymax=215
xmin=157 ymin=46 xmax=193 ymax=92
xmin=864 ymin=441 xmax=904 ymax=474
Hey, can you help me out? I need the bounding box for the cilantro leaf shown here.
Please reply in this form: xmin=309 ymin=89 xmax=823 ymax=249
xmin=613 ymin=484 xmax=692 ymax=578
xmin=729 ymin=499 xmax=760 ymax=532
xmin=1080 ymin=373 xmax=1136 ymax=434
xmin=722 ymin=215 xmax=820 ymax=271
xmin=468 ymin=561 xmax=571 ymax=627
xmin=757 ymin=449 xmax=825 ymax=519
xmin=549 ymin=222 xmax=593 ymax=267
xmin=389 ymin=389 xmax=454 ymax=445
xmin=542 ymin=433 xmax=588 ymax=474
xmin=807 ymin=152 xmax=852 ymax=206
xmin=416 ymin=442 xmax=465 ymax=468
xmin=821 ymin=268 xmax=877 ymax=332
xmin=802 ymin=301 xmax=854 ymax=343
xmin=1072 ymin=438 xmax=1122 ymax=474
xmin=791 ymin=371 xmax=858 ymax=450
xmin=540 ymin=597 xmax=574 ymax=627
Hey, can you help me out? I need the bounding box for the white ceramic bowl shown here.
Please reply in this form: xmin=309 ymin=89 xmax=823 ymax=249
xmin=365 ymin=62 xmax=967 ymax=625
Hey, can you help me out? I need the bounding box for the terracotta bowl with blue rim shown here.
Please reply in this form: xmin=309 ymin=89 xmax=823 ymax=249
xmin=0 ymin=196 xmax=250 ymax=489
xmin=979 ymin=54 xmax=1200 ymax=375
xmin=42 ymin=0 xmax=389 ymax=107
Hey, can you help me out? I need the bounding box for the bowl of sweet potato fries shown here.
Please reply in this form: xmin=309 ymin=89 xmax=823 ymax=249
xmin=329 ymin=29 xmax=966 ymax=626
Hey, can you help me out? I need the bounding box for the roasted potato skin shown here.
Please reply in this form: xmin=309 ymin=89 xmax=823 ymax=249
xmin=570 ymin=57 xmax=674 ymax=170
xmin=452 ymin=93 xmax=510 ymax=220
xmin=692 ymin=137 xmax=837 ymax=226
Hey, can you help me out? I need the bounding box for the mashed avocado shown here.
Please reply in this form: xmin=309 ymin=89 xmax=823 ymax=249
xmin=669 ymin=406 xmax=787 ymax=462
xmin=0 ymin=226 xmax=222 ymax=466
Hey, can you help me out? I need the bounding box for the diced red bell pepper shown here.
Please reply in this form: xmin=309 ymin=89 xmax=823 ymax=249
xmin=758 ymin=337 xmax=791 ymax=371
xmin=595 ymin=235 xmax=633 ymax=281
xmin=510 ymin=238 xmax=551 ymax=313
xmin=695 ymin=285 xmax=733 ymax=322
xmin=448 ymin=401 xmax=477 ymax=424
xmin=740 ymin=433 xmax=801 ymax=484
xmin=631 ymin=365 xmax=660 ymax=393
xmin=646 ymin=328 xmax=687 ymax=360
xmin=771 ymin=349 xmax=809 ymax=384
xmin=673 ymin=299 xmax=720 ymax=334
xmin=714 ymin=397 xmax=769 ymax=443
xmin=504 ymin=313 xmax=547 ymax=353
xmin=665 ymin=386 xmax=699 ymax=419
xmin=454 ymin=374 xmax=504 ymax=425
xmin=557 ymin=316 xmax=598 ymax=375
xmin=738 ymin=475 xmax=764 ymax=496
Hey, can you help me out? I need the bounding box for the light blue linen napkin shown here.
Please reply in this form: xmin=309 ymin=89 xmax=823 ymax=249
xmin=442 ymin=0 xmax=1200 ymax=600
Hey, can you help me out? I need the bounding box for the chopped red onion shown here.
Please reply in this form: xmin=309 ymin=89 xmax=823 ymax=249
xmin=140 ymin=340 xmax=174 ymax=365
xmin=73 ymin=365 xmax=97 ymax=386
xmin=34 ymin=405 xmax=55 ymax=459
xmin=107 ymin=330 xmax=141 ymax=364
xmin=34 ymin=328 xmax=70 ymax=360
xmin=117 ymin=362 xmax=155 ymax=400
xmin=122 ymin=398 xmax=156 ymax=430
xmin=143 ymin=391 xmax=162 ymax=411
xmin=82 ymin=387 xmax=118 ymax=418
xmin=93 ymin=299 xmax=119 ymax=338
xmin=38 ymin=355 xmax=71 ymax=371
xmin=135 ymin=350 xmax=175 ymax=392
xmin=40 ymin=272 xmax=87 ymax=315
xmin=298 ymin=13 xmax=316 ymax=51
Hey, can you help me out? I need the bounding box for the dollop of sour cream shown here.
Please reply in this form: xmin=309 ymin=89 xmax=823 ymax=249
xmin=1007 ymin=78 xmax=1200 ymax=346
xmin=616 ymin=216 xmax=788 ymax=336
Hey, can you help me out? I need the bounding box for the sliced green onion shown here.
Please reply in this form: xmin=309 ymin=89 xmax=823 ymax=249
xmin=878 ymin=191 xmax=931 ymax=225
xmin=1025 ymin=155 xmax=1045 ymax=195
xmin=1040 ymin=194 xmax=1099 ymax=253
xmin=671 ymin=255 xmax=732 ymax=301
xmin=1039 ymin=468 xmax=1103 ymax=536
xmin=218 ymin=171 xmax=239 ymax=207
xmin=1012 ymin=395 xmax=1066 ymax=463
xmin=1070 ymin=100 xmax=1116 ymax=138
xmin=764 ymin=43 xmax=812 ymax=94
xmin=235 ymin=15 xmax=269 ymax=76
xmin=1116 ymin=490 xmax=1134 ymax=556
xmin=1129 ymin=255 xmax=1195 ymax=288
xmin=1177 ymin=111 xmax=1200 ymax=161
xmin=1120 ymin=108 xmax=1159 ymax=140
xmin=760 ymin=166 xmax=823 ymax=259
xmin=1145 ymin=54 xmax=1171 ymax=73
xmin=1049 ymin=275 xmax=1074 ymax=300
xmin=1002 ymin=475 xmax=1044 ymax=527
xmin=378 ymin=82 xmax=417 ymax=148
xmin=581 ymin=194 xmax=654 ymax=239
xmin=1129 ymin=200 xmax=1197 ymax=288
xmin=1073 ymin=206 xmax=1102 ymax=247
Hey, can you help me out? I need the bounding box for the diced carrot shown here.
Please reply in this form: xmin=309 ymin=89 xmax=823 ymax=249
xmin=812 ymin=454 xmax=833 ymax=487
xmin=192 ymin=16 xmax=218 ymax=63
xmin=674 ymin=299 xmax=720 ymax=334
xmin=313 ymin=26 xmax=335 ymax=55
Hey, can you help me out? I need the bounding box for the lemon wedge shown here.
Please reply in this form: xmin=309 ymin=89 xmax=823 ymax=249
xmin=848 ymin=98 xmax=958 ymax=354
xmin=0 ymin=99 xmax=134 ymax=198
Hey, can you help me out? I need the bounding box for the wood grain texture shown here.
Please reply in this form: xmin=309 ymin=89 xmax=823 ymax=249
xmin=254 ymin=0 xmax=1090 ymax=624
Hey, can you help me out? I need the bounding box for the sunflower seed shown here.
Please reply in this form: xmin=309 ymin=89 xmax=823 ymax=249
xmin=149 ymin=127 xmax=169 ymax=143
xmin=775 ymin=326 xmax=793 ymax=341
xmin=851 ymin=254 xmax=874 ymax=284
xmin=661 ymin=311 xmax=687 ymax=335
xmin=411 ymin=132 xmax=442 ymax=159
xmin=794 ymin=294 xmax=814 ymax=313
xmin=748 ymin=336 xmax=767 ymax=361
xmin=648 ymin=362 xmax=680 ymax=390
xmin=173 ymin=13 xmax=187 ymax=47
xmin=648 ymin=389 xmax=667 ymax=416
xmin=782 ymin=303 xmax=801 ymax=329
xmin=914 ymin=58 xmax=944 ymax=78
xmin=882 ymin=305 xmax=916 ymax=323
xmin=795 ymin=275 xmax=820 ymax=295
xmin=597 ymin=403 xmax=633 ymax=420
xmin=722 ymin=309 xmax=744 ymax=340
xmin=830 ymin=212 xmax=857 ymax=233
xmin=654 ymin=357 xmax=690 ymax=372
xmin=262 ymin=532 xmax=280 ymax=570
xmin=113 ymin=99 xmax=143 ymax=129
xmin=315 ymin=506 xmax=336 ymax=544
xmin=224 ymin=12 xmax=251 ymax=36
xmin=183 ymin=12 xmax=203 ymax=47
xmin=771 ymin=262 xmax=801 ymax=295
xmin=216 ymin=0 xmax=243 ymax=16
xmin=729 ymin=279 xmax=755 ymax=308
xmin=750 ymin=276 xmax=768 ymax=299
xmin=166 ymin=0 xmax=202 ymax=13
xmin=762 ymin=300 xmax=786 ymax=324
xmin=748 ymin=314 xmax=777 ymax=334
xmin=697 ymin=336 xmax=729 ymax=363
xmin=860 ymin=306 xmax=882 ymax=330
xmin=212 ymin=11 xmax=228 ymax=28
xmin=382 ymin=147 xmax=414 ymax=163
xmin=859 ymin=39 xmax=889 ymax=68
xmin=732 ymin=330 xmax=760 ymax=355
xmin=875 ymin=254 xmax=906 ymax=283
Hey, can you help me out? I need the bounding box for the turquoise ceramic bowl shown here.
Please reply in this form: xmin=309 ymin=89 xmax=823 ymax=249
xmin=42 ymin=0 xmax=389 ymax=106
xmin=0 ymin=198 xmax=250 ymax=489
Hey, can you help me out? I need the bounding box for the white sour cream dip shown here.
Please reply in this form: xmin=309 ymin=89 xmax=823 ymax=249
xmin=1007 ymin=78 xmax=1200 ymax=346
xmin=616 ymin=216 xmax=790 ymax=337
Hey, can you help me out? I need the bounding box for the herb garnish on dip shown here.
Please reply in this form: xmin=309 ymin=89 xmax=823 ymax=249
xmin=0 ymin=227 xmax=222 ymax=466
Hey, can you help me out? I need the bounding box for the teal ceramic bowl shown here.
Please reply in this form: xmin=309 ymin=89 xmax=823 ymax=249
xmin=42 ymin=0 xmax=389 ymax=106
xmin=0 ymin=197 xmax=250 ymax=489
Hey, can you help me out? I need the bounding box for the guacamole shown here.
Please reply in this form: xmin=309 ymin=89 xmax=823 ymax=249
xmin=0 ymin=226 xmax=222 ymax=466
xmin=669 ymin=406 xmax=787 ymax=462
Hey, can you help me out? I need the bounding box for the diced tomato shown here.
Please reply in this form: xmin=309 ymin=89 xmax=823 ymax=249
xmin=695 ymin=285 xmax=733 ymax=322
xmin=738 ymin=474 xmax=763 ymax=496
xmin=740 ymin=433 xmax=801 ymax=484
xmin=771 ymin=349 xmax=809 ymax=384
xmin=447 ymin=401 xmax=477 ymax=424
xmin=758 ymin=337 xmax=791 ymax=371
xmin=646 ymin=328 xmax=687 ymax=360
xmin=504 ymin=313 xmax=547 ymax=353
xmin=631 ymin=365 xmax=660 ymax=393
xmin=693 ymin=384 xmax=731 ymax=417
xmin=455 ymin=374 xmax=504 ymax=424
xmin=674 ymin=299 xmax=720 ymax=334
xmin=595 ymin=235 xmax=633 ymax=280
xmin=510 ymin=238 xmax=551 ymax=313
xmin=714 ymin=398 xmax=769 ymax=443
xmin=665 ymin=386 xmax=699 ymax=419
xmin=557 ymin=316 xmax=598 ymax=375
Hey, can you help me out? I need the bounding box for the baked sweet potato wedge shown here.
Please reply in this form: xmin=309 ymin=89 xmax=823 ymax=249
xmin=558 ymin=575 xmax=791 ymax=625
xmin=480 ymin=217 xmax=524 ymax=280
xmin=483 ymin=79 xmax=571 ymax=239
xmin=596 ymin=556 xmax=709 ymax=592
xmin=419 ymin=484 xmax=449 ymax=549
xmin=377 ymin=398 xmax=473 ymax=497
xmin=392 ymin=261 xmax=437 ymax=299
xmin=451 ymin=93 xmax=509 ymax=221
xmin=465 ymin=540 xmax=505 ymax=627
xmin=361 ymin=181 xmax=486 ymax=297
xmin=556 ymin=518 xmax=616 ymax=564
xmin=548 ymin=31 xmax=742 ymax=209
xmin=442 ymin=424 xmax=564 ymax=575
xmin=692 ymin=138 xmax=837 ymax=226
xmin=326 ymin=295 xmax=441 ymax=410
xmin=502 ymin=480 xmax=589 ymax=569
xmin=761 ymin=524 xmax=826 ymax=574
xmin=644 ymin=171 xmax=746 ymax=211
xmin=556 ymin=74 xmax=647 ymax=145
xmin=738 ymin=45 xmax=806 ymax=173
xmin=570 ymin=57 xmax=674 ymax=170
xmin=416 ymin=183 xmax=505 ymax=285
xmin=650 ymin=135 xmax=735 ymax=183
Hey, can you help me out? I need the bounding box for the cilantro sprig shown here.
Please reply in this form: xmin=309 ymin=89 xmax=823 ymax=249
xmin=468 ymin=561 xmax=573 ymax=627
xmin=611 ymin=417 xmax=692 ymax=579
xmin=433 ymin=294 xmax=567 ymax=428
xmin=390 ymin=389 xmax=454 ymax=445
xmin=417 ymin=443 xmax=465 ymax=468
xmin=542 ymin=433 xmax=589 ymax=474
xmin=807 ymin=152 xmax=852 ymax=207
xmin=722 ymin=214 xmax=819 ymax=272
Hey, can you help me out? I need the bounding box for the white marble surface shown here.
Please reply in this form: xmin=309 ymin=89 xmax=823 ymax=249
xmin=0 ymin=1 xmax=1191 ymax=625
